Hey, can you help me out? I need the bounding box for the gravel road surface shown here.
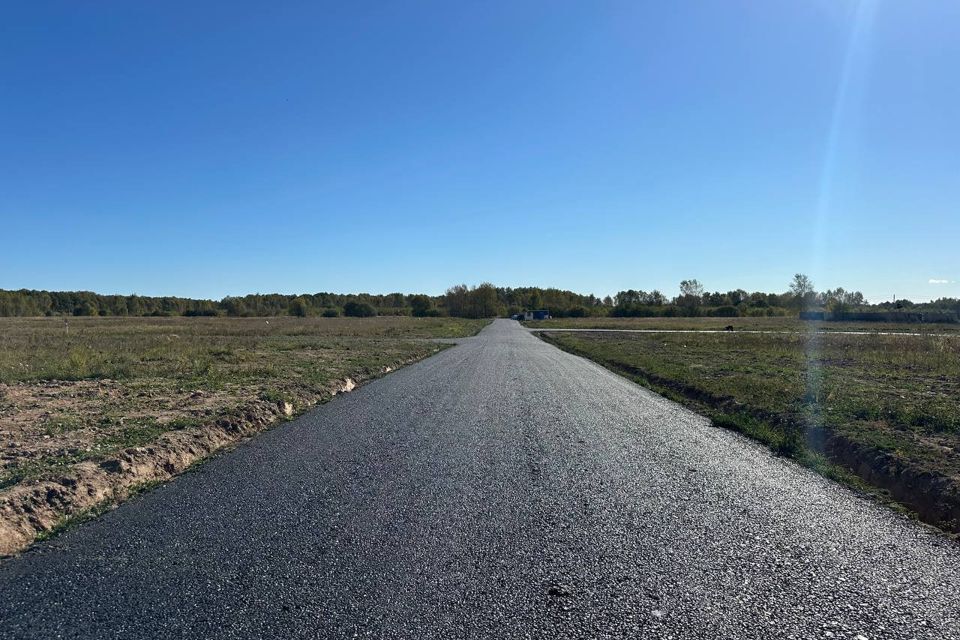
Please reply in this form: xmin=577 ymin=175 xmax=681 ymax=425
xmin=1 ymin=319 xmax=958 ymax=638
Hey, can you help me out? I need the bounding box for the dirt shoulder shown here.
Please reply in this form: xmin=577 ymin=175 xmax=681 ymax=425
xmin=0 ymin=316 xmax=487 ymax=556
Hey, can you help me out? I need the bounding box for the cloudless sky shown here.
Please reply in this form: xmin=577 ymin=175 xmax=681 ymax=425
xmin=2 ymin=1 xmax=958 ymax=301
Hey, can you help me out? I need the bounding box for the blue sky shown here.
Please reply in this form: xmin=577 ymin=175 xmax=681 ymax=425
xmin=2 ymin=1 xmax=957 ymax=301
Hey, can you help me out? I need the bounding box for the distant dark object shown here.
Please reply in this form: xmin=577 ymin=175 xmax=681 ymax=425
xmin=724 ymin=325 xmax=734 ymax=332
xmin=522 ymin=309 xmax=552 ymax=321
xmin=322 ymin=308 xmax=339 ymax=318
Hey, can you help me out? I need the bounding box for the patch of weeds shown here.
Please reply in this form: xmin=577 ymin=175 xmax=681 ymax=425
xmin=258 ymin=389 xmax=292 ymax=405
xmin=125 ymin=478 xmax=167 ymax=497
xmin=141 ymin=347 xmax=168 ymax=363
xmin=93 ymin=419 xmax=169 ymax=453
xmin=0 ymin=472 xmax=23 ymax=490
xmin=34 ymin=500 xmax=116 ymax=544
xmin=208 ymin=346 xmax=235 ymax=358
xmin=710 ymin=413 xmax=797 ymax=455
xmin=0 ymin=450 xmax=96 ymax=489
xmin=906 ymin=408 xmax=958 ymax=434
xmin=43 ymin=413 xmax=86 ymax=435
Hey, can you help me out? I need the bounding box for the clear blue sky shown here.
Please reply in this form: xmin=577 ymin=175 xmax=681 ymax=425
xmin=2 ymin=1 xmax=957 ymax=302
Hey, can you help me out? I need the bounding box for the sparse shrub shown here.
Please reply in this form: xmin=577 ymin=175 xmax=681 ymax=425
xmin=66 ymin=346 xmax=92 ymax=378
xmin=377 ymin=308 xmax=410 ymax=316
xmin=776 ymin=423 xmax=805 ymax=457
xmin=409 ymin=294 xmax=433 ymax=317
xmin=191 ymin=357 xmax=214 ymax=378
xmin=74 ymin=301 xmax=98 ymax=316
xmin=712 ymin=305 xmax=740 ymax=318
xmin=289 ymin=297 xmax=310 ymax=317
xmin=343 ymin=301 xmax=376 ymax=317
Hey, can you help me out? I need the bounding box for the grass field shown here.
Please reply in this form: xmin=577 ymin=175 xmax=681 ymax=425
xmin=527 ymin=315 xmax=960 ymax=334
xmin=532 ymin=317 xmax=960 ymax=532
xmin=0 ymin=316 xmax=487 ymax=491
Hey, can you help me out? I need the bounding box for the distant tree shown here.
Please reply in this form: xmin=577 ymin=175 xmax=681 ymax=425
xmin=727 ymin=289 xmax=749 ymax=306
xmin=746 ymin=292 xmax=768 ymax=307
xmin=467 ymin=283 xmax=502 ymax=318
xmin=322 ymin=308 xmax=340 ymax=317
xmin=221 ymin=297 xmax=247 ymax=317
xmin=712 ymin=305 xmax=740 ymax=318
xmin=289 ymin=297 xmax=310 ymax=317
xmin=528 ymin=290 xmax=544 ymax=311
xmin=705 ymin=291 xmax=726 ymax=307
xmin=74 ymin=300 xmax=98 ymax=316
xmin=409 ymin=294 xmax=433 ymax=317
xmin=677 ymin=280 xmax=704 ymax=314
xmin=789 ymin=274 xmax=815 ymax=309
xmin=646 ymin=290 xmax=667 ymax=306
xmin=444 ymin=285 xmax=469 ymax=317
xmin=343 ymin=301 xmax=376 ymax=317
xmin=615 ymin=290 xmax=639 ymax=307
xmin=127 ymin=295 xmax=144 ymax=316
xmin=789 ymin=273 xmax=814 ymax=297
xmin=822 ymin=288 xmax=864 ymax=315
xmin=679 ymin=279 xmax=705 ymax=299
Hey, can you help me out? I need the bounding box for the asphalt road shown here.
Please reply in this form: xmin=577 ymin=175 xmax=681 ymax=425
xmin=1 ymin=319 xmax=958 ymax=639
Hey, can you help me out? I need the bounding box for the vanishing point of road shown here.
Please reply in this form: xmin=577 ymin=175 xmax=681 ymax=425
xmin=1 ymin=320 xmax=958 ymax=638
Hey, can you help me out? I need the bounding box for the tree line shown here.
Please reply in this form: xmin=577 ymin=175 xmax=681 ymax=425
xmin=443 ymin=277 xmax=881 ymax=319
xmin=0 ymin=290 xmax=435 ymax=318
xmin=1 ymin=276 xmax=957 ymax=320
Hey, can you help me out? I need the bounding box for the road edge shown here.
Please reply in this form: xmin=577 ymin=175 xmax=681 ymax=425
xmin=535 ymin=330 xmax=960 ymax=539
xmin=0 ymin=347 xmax=452 ymax=558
